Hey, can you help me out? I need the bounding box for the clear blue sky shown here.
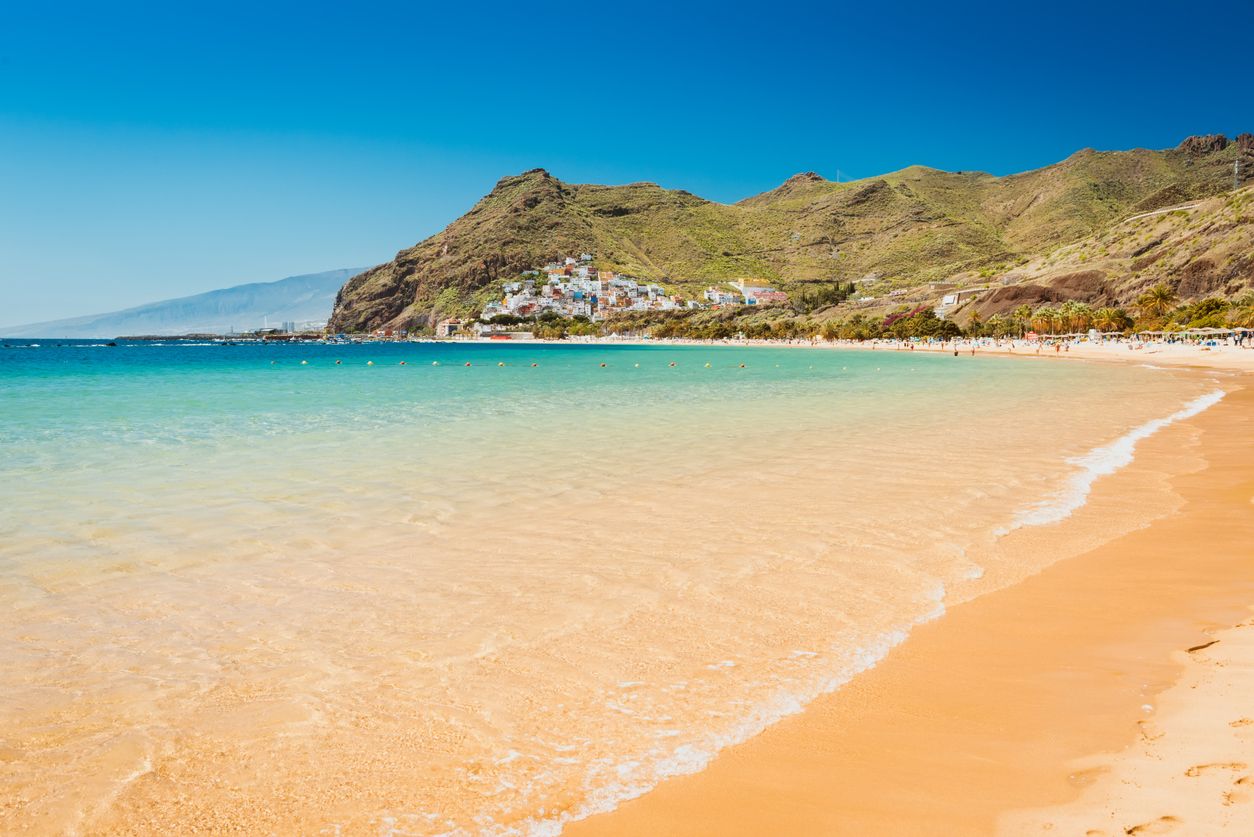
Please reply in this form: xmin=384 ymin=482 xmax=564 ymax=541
xmin=2 ymin=0 xmax=1251 ymax=325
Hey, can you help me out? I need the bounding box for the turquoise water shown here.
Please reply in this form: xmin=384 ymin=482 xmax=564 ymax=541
xmin=2 ymin=338 xmax=1076 ymax=520
xmin=0 ymin=340 xmax=1220 ymax=834
xmin=0 ymin=338 xmax=1164 ymax=474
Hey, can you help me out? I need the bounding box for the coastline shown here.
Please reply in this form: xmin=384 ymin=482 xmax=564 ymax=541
xmin=566 ymin=380 xmax=1254 ymax=835
xmin=434 ymin=335 xmax=1254 ymax=373
xmin=812 ymin=337 xmax=1254 ymax=372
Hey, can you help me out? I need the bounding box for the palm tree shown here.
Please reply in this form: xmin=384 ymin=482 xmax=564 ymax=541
xmin=1013 ymin=304 xmax=1033 ymax=336
xmin=1096 ymin=307 xmax=1134 ymax=333
xmin=1058 ymin=301 xmax=1088 ymax=333
xmin=967 ymin=308 xmax=984 ymax=336
xmin=1031 ymin=306 xmax=1057 ymax=334
xmin=1093 ymin=307 xmax=1120 ymax=332
xmin=1047 ymin=308 xmax=1065 ymax=335
xmin=1137 ymin=283 xmax=1178 ymax=319
xmin=1070 ymin=302 xmax=1094 ymax=332
xmin=1221 ymin=292 xmax=1252 ymax=329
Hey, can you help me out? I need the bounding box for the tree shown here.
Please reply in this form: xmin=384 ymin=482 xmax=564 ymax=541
xmin=1013 ymin=304 xmax=1033 ymax=336
xmin=1031 ymin=306 xmax=1058 ymax=334
xmin=1092 ymin=307 xmax=1130 ymax=333
xmin=1136 ymin=283 xmax=1178 ymax=319
xmin=1228 ymin=292 xmax=1254 ymax=328
xmin=1070 ymin=302 xmax=1094 ymax=332
xmin=967 ymin=308 xmax=984 ymax=336
xmin=1178 ymin=297 xmax=1231 ymax=329
xmin=986 ymin=314 xmax=1016 ymax=337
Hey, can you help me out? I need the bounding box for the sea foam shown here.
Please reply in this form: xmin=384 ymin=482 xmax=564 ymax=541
xmin=1000 ymin=389 xmax=1226 ymax=533
xmin=515 ymin=587 xmax=949 ymax=837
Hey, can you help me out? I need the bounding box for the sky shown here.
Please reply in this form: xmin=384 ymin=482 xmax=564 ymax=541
xmin=2 ymin=0 xmax=1252 ymax=326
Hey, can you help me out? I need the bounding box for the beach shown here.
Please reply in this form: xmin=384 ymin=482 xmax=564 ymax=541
xmin=0 ymin=340 xmax=1250 ymax=834
xmin=574 ymin=334 xmax=1254 ymax=373
xmin=569 ymin=376 xmax=1254 ymax=835
xmin=821 ymin=336 xmax=1254 ymax=373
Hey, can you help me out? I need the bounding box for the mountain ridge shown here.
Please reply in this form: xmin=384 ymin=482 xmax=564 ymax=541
xmin=3 ymin=268 xmax=368 ymax=338
xmin=329 ymin=135 xmax=1254 ymax=333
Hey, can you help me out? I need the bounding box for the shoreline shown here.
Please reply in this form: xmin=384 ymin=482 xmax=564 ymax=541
xmin=566 ymin=381 xmax=1254 ymax=835
xmin=438 ymin=335 xmax=1254 ymax=372
xmin=12 ymin=335 xmax=1254 ymax=373
xmin=811 ymin=337 xmax=1254 ymax=372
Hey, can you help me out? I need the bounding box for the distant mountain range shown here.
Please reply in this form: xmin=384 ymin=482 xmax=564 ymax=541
xmin=330 ymin=134 xmax=1254 ymax=332
xmin=1 ymin=269 xmax=367 ymax=338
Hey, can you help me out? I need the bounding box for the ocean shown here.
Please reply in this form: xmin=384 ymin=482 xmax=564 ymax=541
xmin=0 ymin=339 xmax=1223 ymax=834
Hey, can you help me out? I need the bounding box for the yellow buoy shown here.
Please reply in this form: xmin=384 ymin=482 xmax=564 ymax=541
xmin=432 ymin=360 xmax=440 ymax=366
xmin=367 ymin=360 xmax=374 ymax=366
xmin=739 ymin=363 xmax=746 ymax=368
xmin=300 ymin=360 xmax=308 ymax=365
xmin=704 ymin=362 xmax=711 ymax=368
xmin=498 ymin=361 xmax=505 ymax=367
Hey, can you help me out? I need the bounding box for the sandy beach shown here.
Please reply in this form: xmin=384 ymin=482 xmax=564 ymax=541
xmin=567 ymin=334 xmax=1254 ymax=373
xmin=822 ymin=337 xmax=1254 ymax=372
xmin=569 ymin=374 xmax=1254 ymax=835
xmin=3 ymin=342 xmax=1249 ymax=834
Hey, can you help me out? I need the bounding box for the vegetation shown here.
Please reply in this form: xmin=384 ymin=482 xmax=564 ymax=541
xmin=793 ymin=281 xmax=858 ymax=313
xmin=330 ymin=137 xmax=1254 ymax=333
xmin=1136 ymin=283 xmax=1179 ymax=319
xmin=577 ymin=292 xmax=1247 ymax=342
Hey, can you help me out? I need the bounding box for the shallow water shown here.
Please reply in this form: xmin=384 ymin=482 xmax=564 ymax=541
xmin=0 ymin=340 xmax=1219 ymax=834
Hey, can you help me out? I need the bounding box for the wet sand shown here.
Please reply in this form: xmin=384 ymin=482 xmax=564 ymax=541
xmin=568 ymin=382 xmax=1254 ymax=835
xmin=16 ymin=346 xmax=1195 ymax=835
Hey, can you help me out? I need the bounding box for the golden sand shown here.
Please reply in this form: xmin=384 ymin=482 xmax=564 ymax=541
xmin=1 ymin=350 xmax=1244 ymax=834
xmin=568 ymin=383 xmax=1254 ymax=836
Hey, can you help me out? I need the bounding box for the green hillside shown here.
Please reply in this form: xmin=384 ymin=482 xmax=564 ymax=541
xmin=330 ymin=134 xmax=1253 ymax=333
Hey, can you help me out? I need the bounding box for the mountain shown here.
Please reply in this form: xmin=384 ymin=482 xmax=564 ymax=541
xmin=1 ymin=269 xmax=368 ymax=338
xmin=970 ymin=185 xmax=1254 ymax=320
xmin=330 ymin=134 xmax=1254 ymax=332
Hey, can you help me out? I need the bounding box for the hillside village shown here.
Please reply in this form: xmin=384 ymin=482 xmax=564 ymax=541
xmin=451 ymin=251 xmax=1049 ymax=338
xmin=444 ymin=254 xmax=793 ymax=336
xmin=479 ymin=255 xmax=689 ymax=321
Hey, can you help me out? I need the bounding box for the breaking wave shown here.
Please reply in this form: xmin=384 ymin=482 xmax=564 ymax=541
xmin=1000 ymin=389 xmax=1225 ymax=533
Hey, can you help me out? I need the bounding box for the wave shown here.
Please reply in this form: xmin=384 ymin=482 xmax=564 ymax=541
xmin=486 ymin=383 xmax=1224 ymax=835
xmin=999 ymin=389 xmax=1226 ymax=533
xmin=516 ymin=586 xmax=949 ymax=837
